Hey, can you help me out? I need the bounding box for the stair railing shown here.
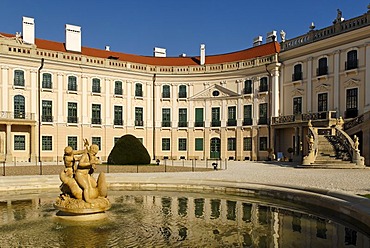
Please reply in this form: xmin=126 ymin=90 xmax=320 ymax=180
xmin=302 ymin=126 xmax=319 ymax=165
xmin=334 ymin=127 xmax=365 ymax=166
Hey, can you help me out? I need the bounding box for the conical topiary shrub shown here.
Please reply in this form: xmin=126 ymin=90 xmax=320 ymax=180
xmin=108 ymin=134 xmax=150 ymax=165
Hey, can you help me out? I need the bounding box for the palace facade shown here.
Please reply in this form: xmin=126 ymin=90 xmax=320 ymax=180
xmin=0 ymin=5 xmax=369 ymax=165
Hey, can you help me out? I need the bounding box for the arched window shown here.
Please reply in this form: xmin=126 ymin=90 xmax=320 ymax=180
xmin=292 ymin=64 xmax=302 ymax=81
xmin=14 ymin=95 xmax=25 ymax=119
xmin=162 ymin=85 xmax=170 ymax=98
xmin=178 ymin=85 xmax=187 ymax=98
xmin=135 ymin=83 xmax=143 ymax=97
xmin=346 ymin=50 xmax=358 ymax=70
xmin=259 ymin=77 xmax=268 ymax=92
xmin=42 ymin=73 xmax=52 ymax=89
xmin=68 ymin=76 xmax=77 ymax=91
xmin=92 ymin=78 xmax=101 ymax=93
xmin=14 ymin=70 xmax=25 ymax=86
xmin=317 ymin=58 xmax=328 ymax=76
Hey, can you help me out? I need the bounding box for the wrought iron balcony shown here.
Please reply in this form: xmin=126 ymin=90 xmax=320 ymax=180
xmin=67 ymin=116 xmax=78 ymax=123
xmin=243 ymin=118 xmax=253 ymax=126
xmin=135 ymin=120 xmax=144 ymax=126
xmin=194 ymin=121 xmax=204 ymax=127
xmin=114 ymin=119 xmax=123 ymax=126
xmin=42 ymin=115 xmax=53 ymax=122
xmin=292 ymin=72 xmax=303 ymax=81
xmin=345 ymin=109 xmax=358 ymax=119
xmin=227 ymin=119 xmax=237 ymax=126
xmin=345 ymin=60 xmax=358 ymax=70
xmin=162 ymin=121 xmax=171 ymax=127
xmin=91 ymin=118 xmax=102 ymax=125
xmin=316 ymin=66 xmax=328 ymax=76
xmin=178 ymin=121 xmax=188 ymax=127
xmin=211 ymin=120 xmax=221 ymax=127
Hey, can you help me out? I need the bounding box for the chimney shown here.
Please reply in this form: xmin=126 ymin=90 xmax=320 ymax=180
xmin=154 ymin=47 xmax=166 ymax=57
xmin=105 ymin=45 xmax=110 ymax=51
xmin=22 ymin=16 xmax=35 ymax=44
xmin=65 ymin=24 xmax=81 ymax=52
xmin=253 ymin=36 xmax=263 ymax=47
xmin=266 ymin=30 xmax=277 ymax=43
xmin=200 ymin=44 xmax=205 ymax=65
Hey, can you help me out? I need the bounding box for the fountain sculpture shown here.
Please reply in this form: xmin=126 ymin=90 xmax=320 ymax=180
xmin=54 ymin=139 xmax=110 ymax=218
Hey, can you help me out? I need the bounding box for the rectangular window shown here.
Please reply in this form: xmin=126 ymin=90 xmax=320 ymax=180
xmin=67 ymin=102 xmax=78 ymax=123
xmin=14 ymin=135 xmax=25 ymax=150
xmin=244 ymin=80 xmax=253 ymax=94
xmin=178 ymin=108 xmax=188 ymax=127
xmin=42 ymin=73 xmax=52 ymax=89
xmin=14 ymin=70 xmax=25 ymax=86
xmin=243 ymin=105 xmax=252 ymax=125
xmin=292 ymin=64 xmax=303 ymax=81
xmin=211 ymin=107 xmax=221 ymax=127
xmin=346 ymin=88 xmax=358 ymax=118
xmin=135 ymin=107 xmax=143 ymax=126
xmin=92 ymin=78 xmax=101 ymax=93
xmin=68 ymin=136 xmax=78 ymax=150
xmin=114 ymin=106 xmax=123 ymax=125
xmin=258 ymin=103 xmax=268 ymax=125
xmin=318 ymin=93 xmax=328 ymax=112
xmin=68 ymin=76 xmax=77 ymax=91
xmin=91 ymin=104 xmax=101 ymax=124
xmin=162 ymin=85 xmax=170 ymax=98
xmin=114 ymin=81 xmax=123 ymax=95
xmin=346 ymin=50 xmax=358 ymax=70
xmin=42 ymin=136 xmax=52 ymax=151
xmin=42 ymin=100 xmax=53 ymax=122
xmin=227 ymin=106 xmax=237 ymax=126
xmin=92 ymin=137 xmax=101 ymax=150
xmin=293 ymin=97 xmax=302 ymax=115
xmin=162 ymin=108 xmax=171 ymax=127
xmin=195 ymin=108 xmax=204 ymax=127
xmin=178 ymin=138 xmax=187 ymax=151
xmin=195 ymin=138 xmax=203 ymax=151
xmin=243 ymin=137 xmax=252 ymax=151
xmin=259 ymin=137 xmax=268 ymax=151
xmin=162 ymin=138 xmax=170 ymax=151
xmin=227 ymin=138 xmax=236 ymax=151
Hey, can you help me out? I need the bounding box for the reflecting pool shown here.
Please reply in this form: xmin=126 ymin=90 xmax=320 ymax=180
xmin=0 ymin=190 xmax=369 ymax=247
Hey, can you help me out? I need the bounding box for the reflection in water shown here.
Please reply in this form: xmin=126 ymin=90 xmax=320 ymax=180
xmin=0 ymin=191 xmax=369 ymax=247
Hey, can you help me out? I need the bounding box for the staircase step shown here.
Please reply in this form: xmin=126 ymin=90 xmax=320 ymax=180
xmin=313 ymin=160 xmax=352 ymax=164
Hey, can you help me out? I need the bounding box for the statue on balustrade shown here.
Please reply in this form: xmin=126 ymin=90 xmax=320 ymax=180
xmin=55 ymin=139 xmax=110 ymax=213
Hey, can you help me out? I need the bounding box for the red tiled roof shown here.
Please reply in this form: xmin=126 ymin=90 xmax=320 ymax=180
xmin=1 ymin=32 xmax=280 ymax=66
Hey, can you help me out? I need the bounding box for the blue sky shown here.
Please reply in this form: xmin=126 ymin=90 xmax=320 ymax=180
xmin=0 ymin=1 xmax=368 ymax=56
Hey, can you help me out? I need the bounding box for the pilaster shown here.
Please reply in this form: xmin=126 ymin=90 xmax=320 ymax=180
xmin=1 ymin=66 xmax=9 ymax=111
xmin=365 ymin=43 xmax=370 ymax=112
xmin=333 ymin=50 xmax=341 ymax=115
xmin=57 ymin=73 xmax=64 ymax=123
xmin=307 ymin=57 xmax=313 ymax=112
xmin=81 ymin=75 xmax=88 ymax=124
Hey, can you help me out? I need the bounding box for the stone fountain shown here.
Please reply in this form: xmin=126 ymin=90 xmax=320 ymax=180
xmin=54 ymin=139 xmax=111 ymax=220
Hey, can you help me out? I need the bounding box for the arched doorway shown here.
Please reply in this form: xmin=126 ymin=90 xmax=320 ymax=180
xmin=210 ymin=138 xmax=221 ymax=159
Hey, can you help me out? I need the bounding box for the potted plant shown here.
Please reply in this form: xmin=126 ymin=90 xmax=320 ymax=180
xmin=287 ymin=147 xmax=294 ymax=162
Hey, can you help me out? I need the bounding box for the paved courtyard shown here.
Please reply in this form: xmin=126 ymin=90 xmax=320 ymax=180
xmin=1 ymin=161 xmax=369 ymax=196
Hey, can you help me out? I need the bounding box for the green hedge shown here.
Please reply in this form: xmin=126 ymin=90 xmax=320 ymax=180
xmin=107 ymin=134 xmax=150 ymax=165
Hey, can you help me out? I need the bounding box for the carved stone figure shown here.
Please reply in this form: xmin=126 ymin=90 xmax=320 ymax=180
xmin=280 ymin=30 xmax=286 ymax=42
xmin=353 ymin=135 xmax=359 ymax=151
xmin=55 ymin=139 xmax=110 ymax=214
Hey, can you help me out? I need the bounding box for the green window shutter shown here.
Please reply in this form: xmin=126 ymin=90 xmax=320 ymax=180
xmin=195 ymin=138 xmax=203 ymax=151
xmin=195 ymin=108 xmax=203 ymax=122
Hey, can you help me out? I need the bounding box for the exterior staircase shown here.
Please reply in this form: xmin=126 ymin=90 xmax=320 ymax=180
xmin=309 ymin=134 xmax=355 ymax=168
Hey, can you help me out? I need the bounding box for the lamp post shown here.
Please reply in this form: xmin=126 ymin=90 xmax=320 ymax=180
xmin=38 ymin=58 xmax=44 ymax=172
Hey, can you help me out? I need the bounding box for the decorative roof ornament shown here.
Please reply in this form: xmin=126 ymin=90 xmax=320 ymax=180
xmin=280 ymin=30 xmax=286 ymax=42
xmin=333 ymin=9 xmax=344 ymax=24
xmin=309 ymin=22 xmax=315 ymax=31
